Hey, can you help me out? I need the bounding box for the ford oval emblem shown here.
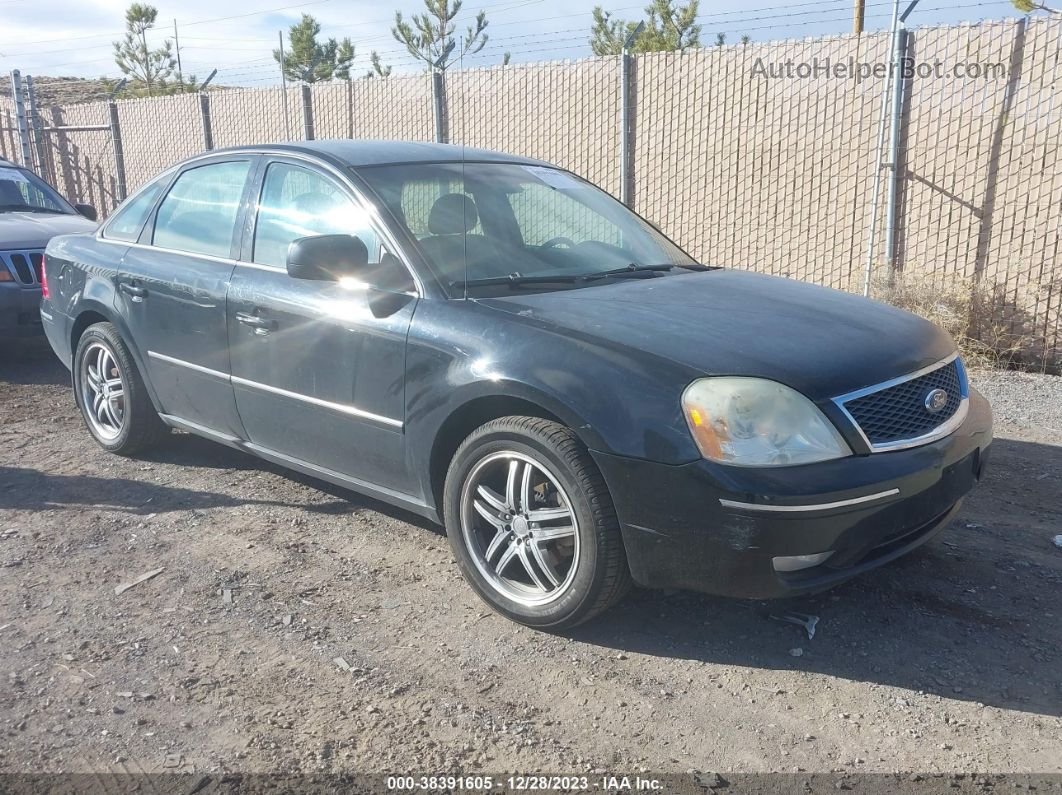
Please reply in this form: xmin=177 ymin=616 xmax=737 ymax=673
xmin=924 ymin=388 xmax=948 ymax=414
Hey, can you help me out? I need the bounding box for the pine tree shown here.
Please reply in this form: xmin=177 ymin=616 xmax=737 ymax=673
xmin=365 ymin=51 xmax=393 ymax=79
xmin=392 ymin=0 xmax=488 ymax=71
xmin=590 ymin=0 xmax=701 ymax=55
xmin=112 ymin=4 xmax=177 ymax=95
xmin=273 ymin=14 xmax=355 ymax=83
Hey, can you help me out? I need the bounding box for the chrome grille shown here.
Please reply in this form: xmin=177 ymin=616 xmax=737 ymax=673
xmin=834 ymin=356 xmax=969 ymax=452
xmin=0 ymin=249 xmax=45 ymax=285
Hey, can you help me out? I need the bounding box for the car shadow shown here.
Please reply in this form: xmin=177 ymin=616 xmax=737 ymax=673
xmin=136 ymin=432 xmax=442 ymax=532
xmin=138 ymin=432 xmax=1056 ymax=719
xmin=0 ymin=337 xmax=69 ymax=386
xmin=565 ymin=435 xmax=1062 ymax=720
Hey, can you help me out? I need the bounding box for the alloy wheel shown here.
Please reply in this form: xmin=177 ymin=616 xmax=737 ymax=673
xmin=459 ymin=450 xmax=580 ymax=606
xmin=79 ymin=341 xmax=126 ymax=441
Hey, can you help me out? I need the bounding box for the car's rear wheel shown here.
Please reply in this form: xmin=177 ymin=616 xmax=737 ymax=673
xmin=443 ymin=416 xmax=631 ymax=628
xmin=73 ymin=322 xmax=168 ymax=455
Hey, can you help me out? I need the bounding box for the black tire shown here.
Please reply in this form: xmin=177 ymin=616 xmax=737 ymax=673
xmin=73 ymin=322 xmax=168 ymax=455
xmin=443 ymin=416 xmax=631 ymax=629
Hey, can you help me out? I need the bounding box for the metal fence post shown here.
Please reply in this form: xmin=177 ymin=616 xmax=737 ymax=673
xmin=107 ymin=101 xmax=128 ymax=203
xmin=25 ymin=75 xmax=48 ymax=174
xmin=619 ymin=52 xmax=635 ymax=207
xmin=199 ymin=92 xmax=214 ymax=151
xmin=9 ymin=70 xmax=33 ymax=167
xmin=431 ymin=70 xmax=446 ymax=144
xmin=346 ymin=77 xmax=355 ymax=140
xmin=883 ymin=26 xmax=909 ymax=274
xmin=301 ymin=84 xmax=315 ymax=140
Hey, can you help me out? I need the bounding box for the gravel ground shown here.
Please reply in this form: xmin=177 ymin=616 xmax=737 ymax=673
xmin=1 ymin=342 xmax=1061 ymax=785
xmin=969 ymin=369 xmax=1062 ymax=436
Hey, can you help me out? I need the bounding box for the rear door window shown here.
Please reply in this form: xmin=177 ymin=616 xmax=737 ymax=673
xmin=153 ymin=161 xmax=251 ymax=258
xmin=104 ymin=174 xmax=169 ymax=242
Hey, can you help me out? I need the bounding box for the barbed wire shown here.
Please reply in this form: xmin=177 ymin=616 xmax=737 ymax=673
xmin=2 ymin=0 xmax=1004 ymax=69
xmin=7 ymin=0 xmax=1021 ymax=88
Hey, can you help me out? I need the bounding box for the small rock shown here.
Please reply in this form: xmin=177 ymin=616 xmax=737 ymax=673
xmin=281 ymin=614 xmax=293 ymax=626
xmin=333 ymin=657 xmax=351 ymax=672
xmin=691 ymin=771 xmax=724 ymax=789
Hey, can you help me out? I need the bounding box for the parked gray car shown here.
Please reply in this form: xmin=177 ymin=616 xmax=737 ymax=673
xmin=0 ymin=157 xmax=98 ymax=337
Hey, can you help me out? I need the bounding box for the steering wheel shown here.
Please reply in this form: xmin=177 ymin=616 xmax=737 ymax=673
xmin=540 ymin=237 xmax=576 ymax=250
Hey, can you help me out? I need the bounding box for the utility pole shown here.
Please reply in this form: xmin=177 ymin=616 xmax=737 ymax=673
xmin=278 ymin=30 xmax=292 ymax=139
xmin=854 ymin=0 xmax=865 ymax=34
xmin=173 ymin=19 xmax=184 ymax=88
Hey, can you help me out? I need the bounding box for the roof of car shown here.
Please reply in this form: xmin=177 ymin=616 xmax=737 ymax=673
xmin=222 ymin=140 xmax=546 ymax=168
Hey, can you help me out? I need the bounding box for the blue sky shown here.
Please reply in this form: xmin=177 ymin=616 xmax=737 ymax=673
xmin=0 ymin=0 xmax=1028 ymax=86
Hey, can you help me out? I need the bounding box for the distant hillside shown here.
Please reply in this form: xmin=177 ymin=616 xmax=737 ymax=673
xmin=0 ymin=75 xmax=112 ymax=107
xmin=1 ymin=75 xmax=234 ymax=109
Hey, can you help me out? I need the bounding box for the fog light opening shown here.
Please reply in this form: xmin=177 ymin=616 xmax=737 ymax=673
xmin=772 ymin=551 xmax=835 ymax=572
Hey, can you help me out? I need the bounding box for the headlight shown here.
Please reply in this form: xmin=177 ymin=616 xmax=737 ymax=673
xmin=682 ymin=377 xmax=851 ymax=466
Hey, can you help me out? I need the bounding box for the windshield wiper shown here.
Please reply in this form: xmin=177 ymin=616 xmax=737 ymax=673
xmin=453 ymin=263 xmax=719 ymax=290
xmin=450 ymin=272 xmax=582 ymax=289
xmin=580 ymin=263 xmax=680 ymax=281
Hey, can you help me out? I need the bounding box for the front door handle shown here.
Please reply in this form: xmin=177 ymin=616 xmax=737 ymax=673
xmin=119 ymin=282 xmax=147 ymax=301
xmin=235 ymin=312 xmax=277 ymax=334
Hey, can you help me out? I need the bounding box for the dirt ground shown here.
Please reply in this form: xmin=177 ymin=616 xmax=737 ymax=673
xmin=1 ymin=339 xmax=1060 ymax=783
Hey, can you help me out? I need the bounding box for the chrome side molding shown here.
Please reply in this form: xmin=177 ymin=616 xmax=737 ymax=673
xmin=720 ymin=488 xmax=900 ymax=513
xmin=148 ymin=350 xmax=403 ymax=429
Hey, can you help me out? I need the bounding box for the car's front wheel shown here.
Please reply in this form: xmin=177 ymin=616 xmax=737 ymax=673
xmin=443 ymin=416 xmax=631 ymax=628
xmin=73 ymin=322 xmax=168 ymax=455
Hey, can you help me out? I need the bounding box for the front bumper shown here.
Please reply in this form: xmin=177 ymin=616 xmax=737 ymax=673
xmin=0 ymin=283 xmax=44 ymax=337
xmin=592 ymin=388 xmax=993 ymax=599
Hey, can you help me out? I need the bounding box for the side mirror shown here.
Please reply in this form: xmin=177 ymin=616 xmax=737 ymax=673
xmin=286 ymin=234 xmax=369 ymax=282
xmin=75 ymin=203 xmax=98 ymax=222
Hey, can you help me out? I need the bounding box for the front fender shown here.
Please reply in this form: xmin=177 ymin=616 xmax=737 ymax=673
xmin=403 ymin=298 xmax=705 ymax=507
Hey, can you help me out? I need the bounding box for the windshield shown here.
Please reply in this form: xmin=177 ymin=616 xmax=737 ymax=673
xmin=0 ymin=165 xmax=76 ymax=215
xmin=356 ymin=162 xmax=698 ymax=295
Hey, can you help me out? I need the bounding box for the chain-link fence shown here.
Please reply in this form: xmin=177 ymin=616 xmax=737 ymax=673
xmin=2 ymin=17 xmax=1060 ymax=368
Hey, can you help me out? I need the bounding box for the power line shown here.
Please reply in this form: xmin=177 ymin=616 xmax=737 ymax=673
xmin=6 ymin=0 xmax=1016 ymax=79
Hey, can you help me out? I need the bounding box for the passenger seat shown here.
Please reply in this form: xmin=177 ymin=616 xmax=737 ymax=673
xmin=418 ymin=194 xmax=496 ymax=281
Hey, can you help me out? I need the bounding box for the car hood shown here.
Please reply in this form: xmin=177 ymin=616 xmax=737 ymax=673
xmin=0 ymin=212 xmax=98 ymax=250
xmin=477 ymin=270 xmax=957 ymax=402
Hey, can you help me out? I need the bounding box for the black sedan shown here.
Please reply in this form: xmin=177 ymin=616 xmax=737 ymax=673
xmin=39 ymin=141 xmax=992 ymax=628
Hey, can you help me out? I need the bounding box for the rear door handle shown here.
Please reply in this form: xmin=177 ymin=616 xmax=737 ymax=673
xmin=235 ymin=312 xmax=277 ymax=334
xmin=119 ymin=282 xmax=147 ymax=301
